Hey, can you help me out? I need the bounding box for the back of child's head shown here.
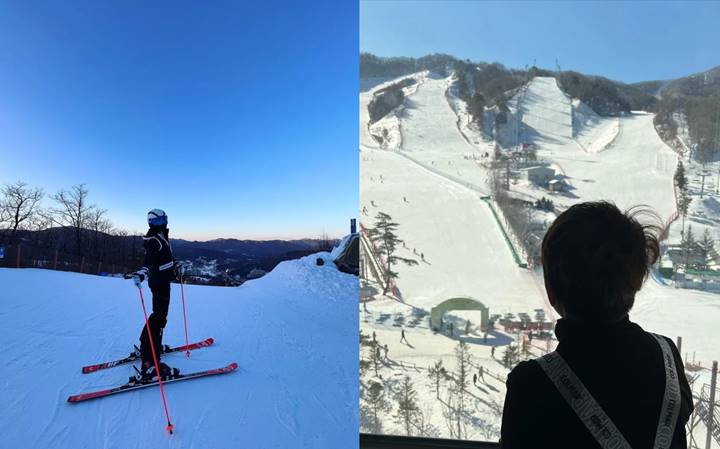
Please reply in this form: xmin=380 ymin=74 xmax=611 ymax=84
xmin=541 ymin=201 xmax=660 ymax=322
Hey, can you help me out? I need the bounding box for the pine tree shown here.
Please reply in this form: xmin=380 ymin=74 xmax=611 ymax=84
xmin=394 ymin=376 xmax=421 ymax=436
xmin=367 ymin=212 xmax=418 ymax=295
xmin=674 ymin=161 xmax=687 ymax=191
xmin=682 ymin=225 xmax=697 ymax=268
xmin=427 ymin=360 xmax=447 ymax=400
xmin=362 ymin=381 xmax=391 ymax=434
xmin=698 ymin=228 xmax=715 ymax=270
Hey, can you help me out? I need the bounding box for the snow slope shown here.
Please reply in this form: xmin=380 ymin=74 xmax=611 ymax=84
xmin=361 ymin=148 xmax=544 ymax=316
xmin=0 ymin=254 xmax=357 ymax=449
xmin=511 ymin=78 xmax=677 ymax=221
xmin=517 ymin=77 xmax=573 ymax=142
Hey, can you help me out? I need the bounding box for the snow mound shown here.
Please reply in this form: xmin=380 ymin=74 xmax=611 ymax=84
xmin=572 ymin=99 xmax=621 ymax=153
xmin=0 ymin=254 xmax=358 ymax=449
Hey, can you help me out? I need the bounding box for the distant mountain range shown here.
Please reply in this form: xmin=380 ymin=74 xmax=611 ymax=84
xmin=171 ymin=238 xmax=325 ymax=262
xmin=4 ymin=226 xmax=338 ymax=285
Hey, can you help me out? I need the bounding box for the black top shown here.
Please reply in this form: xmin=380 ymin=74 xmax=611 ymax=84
xmin=141 ymin=226 xmax=175 ymax=285
xmin=501 ymin=316 xmax=693 ymax=449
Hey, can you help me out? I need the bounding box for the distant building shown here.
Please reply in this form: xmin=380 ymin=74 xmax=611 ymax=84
xmin=521 ymin=166 xmax=555 ymax=185
xmin=246 ymin=268 xmax=267 ymax=280
xmin=666 ymin=246 xmax=706 ymax=268
xmin=548 ymin=178 xmax=565 ymax=192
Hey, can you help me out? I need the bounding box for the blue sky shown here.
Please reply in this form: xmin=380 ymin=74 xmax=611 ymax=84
xmin=361 ymin=1 xmax=720 ymax=83
xmin=0 ymin=1 xmax=358 ymax=240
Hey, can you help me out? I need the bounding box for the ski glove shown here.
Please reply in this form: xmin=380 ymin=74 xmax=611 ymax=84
xmin=174 ymin=260 xmax=189 ymax=278
xmin=124 ymin=268 xmax=148 ymax=287
xmin=132 ymin=274 xmax=143 ymax=287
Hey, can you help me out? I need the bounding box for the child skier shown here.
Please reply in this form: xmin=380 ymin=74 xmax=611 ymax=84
xmin=500 ymin=202 xmax=693 ymax=448
xmin=127 ymin=209 xmax=180 ymax=383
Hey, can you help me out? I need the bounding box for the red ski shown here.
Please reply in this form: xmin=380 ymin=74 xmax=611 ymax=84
xmin=68 ymin=362 xmax=238 ymax=403
xmin=81 ymin=338 xmax=214 ymax=374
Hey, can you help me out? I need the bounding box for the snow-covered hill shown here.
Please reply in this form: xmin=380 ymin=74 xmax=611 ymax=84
xmin=0 ymin=253 xmax=357 ymax=449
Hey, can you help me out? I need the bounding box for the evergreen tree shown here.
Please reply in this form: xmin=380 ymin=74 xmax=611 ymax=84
xmin=362 ymin=381 xmax=391 ymax=434
xmin=674 ymin=161 xmax=688 ymax=191
xmin=367 ymin=212 xmax=418 ymax=295
xmin=682 ymin=225 xmax=697 ymax=268
xmin=468 ymin=92 xmax=486 ymax=128
xmin=394 ymin=376 xmax=421 ymax=436
xmin=698 ymin=228 xmax=715 ymax=270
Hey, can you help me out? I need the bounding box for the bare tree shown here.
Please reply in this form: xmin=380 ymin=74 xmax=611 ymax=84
xmin=450 ymin=341 xmax=472 ymax=439
xmin=316 ymin=231 xmax=334 ymax=252
xmin=0 ymin=182 xmax=44 ymax=243
xmin=427 ymin=359 xmax=448 ymax=400
xmin=26 ymin=208 xmax=53 ymax=246
xmin=51 ymin=184 xmax=96 ymax=257
xmin=87 ymin=208 xmax=112 ymax=260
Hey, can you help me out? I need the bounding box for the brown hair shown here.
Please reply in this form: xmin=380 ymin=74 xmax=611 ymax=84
xmin=541 ymin=201 xmax=661 ymax=322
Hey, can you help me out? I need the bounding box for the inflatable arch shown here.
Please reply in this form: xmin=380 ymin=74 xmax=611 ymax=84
xmin=430 ymin=297 xmax=490 ymax=331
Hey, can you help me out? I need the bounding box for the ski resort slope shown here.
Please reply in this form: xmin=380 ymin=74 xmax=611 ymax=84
xmin=361 ymin=147 xmax=545 ymax=316
xmin=518 ymin=76 xmax=573 ymax=142
xmin=399 ymin=74 xmax=490 ymax=189
xmin=515 ymin=77 xmax=677 ymax=221
xmin=360 ymin=73 xmax=492 ymax=190
xmin=0 ymin=255 xmax=357 ymax=449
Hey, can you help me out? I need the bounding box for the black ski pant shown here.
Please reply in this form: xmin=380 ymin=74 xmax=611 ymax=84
xmin=139 ymin=281 xmax=171 ymax=366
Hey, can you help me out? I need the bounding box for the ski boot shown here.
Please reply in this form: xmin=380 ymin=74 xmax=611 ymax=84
xmin=129 ymin=361 xmax=180 ymax=385
xmin=128 ymin=345 xmax=142 ymax=359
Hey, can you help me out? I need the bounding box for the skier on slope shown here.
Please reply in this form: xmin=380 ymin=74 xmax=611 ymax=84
xmin=126 ymin=209 xmax=181 ymax=383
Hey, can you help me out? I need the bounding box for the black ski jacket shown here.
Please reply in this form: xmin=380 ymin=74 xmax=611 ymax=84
xmin=141 ymin=227 xmax=175 ymax=286
xmin=501 ymin=316 xmax=693 ymax=449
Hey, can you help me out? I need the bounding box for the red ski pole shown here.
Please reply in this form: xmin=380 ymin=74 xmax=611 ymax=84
xmin=137 ymin=285 xmax=174 ymax=434
xmin=179 ymin=272 xmax=191 ymax=358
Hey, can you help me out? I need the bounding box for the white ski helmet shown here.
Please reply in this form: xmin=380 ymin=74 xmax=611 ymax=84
xmin=147 ymin=209 xmax=168 ymax=227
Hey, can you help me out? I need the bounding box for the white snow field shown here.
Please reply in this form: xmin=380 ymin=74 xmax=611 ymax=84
xmin=361 ymin=73 xmax=493 ymax=192
xmin=361 ymin=148 xmax=545 ymax=316
xmin=512 ymin=77 xmax=677 ymax=221
xmin=0 ymin=253 xmax=357 ymax=449
xmin=360 ymin=72 xmax=720 ymax=444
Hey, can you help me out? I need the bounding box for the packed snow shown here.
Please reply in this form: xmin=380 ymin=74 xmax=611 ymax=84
xmin=0 ymin=252 xmax=357 ymax=449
